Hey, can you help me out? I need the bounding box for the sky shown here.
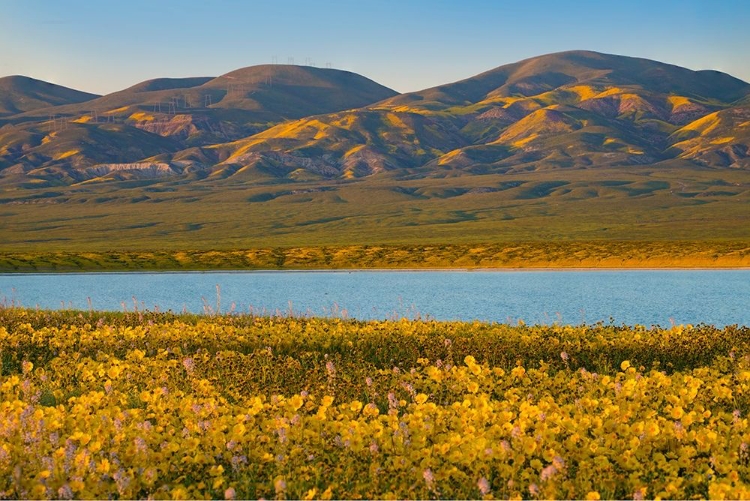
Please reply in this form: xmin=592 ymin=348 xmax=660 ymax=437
xmin=1 ymin=0 xmax=749 ymax=96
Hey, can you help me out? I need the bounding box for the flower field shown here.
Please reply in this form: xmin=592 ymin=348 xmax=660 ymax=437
xmin=1 ymin=308 xmax=750 ymax=499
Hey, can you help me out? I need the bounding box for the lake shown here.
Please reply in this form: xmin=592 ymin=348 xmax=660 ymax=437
xmin=1 ymin=270 xmax=748 ymax=326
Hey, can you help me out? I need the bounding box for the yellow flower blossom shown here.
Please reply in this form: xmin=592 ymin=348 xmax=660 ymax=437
xmin=2 ymin=310 xmax=750 ymax=499
xmin=289 ymin=394 xmax=304 ymax=411
xmin=671 ymin=406 xmax=685 ymax=420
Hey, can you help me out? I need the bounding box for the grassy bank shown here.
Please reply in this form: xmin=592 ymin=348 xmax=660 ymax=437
xmin=1 ymin=308 xmax=749 ymax=498
xmin=1 ymin=241 xmax=750 ymax=272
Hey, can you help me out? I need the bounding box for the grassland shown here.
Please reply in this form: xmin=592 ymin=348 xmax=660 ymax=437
xmin=2 ymin=165 xmax=750 ymax=271
xmin=2 ymin=308 xmax=750 ymax=498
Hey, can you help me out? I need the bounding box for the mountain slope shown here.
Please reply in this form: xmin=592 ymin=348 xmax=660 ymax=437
xmin=0 ymin=122 xmax=183 ymax=186
xmin=0 ymin=76 xmax=99 ymax=116
xmin=669 ymin=105 xmax=750 ymax=168
xmin=203 ymin=109 xmax=467 ymax=181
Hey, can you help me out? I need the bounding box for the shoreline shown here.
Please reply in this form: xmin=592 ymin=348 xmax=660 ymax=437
xmin=2 ymin=265 xmax=750 ymax=275
xmin=2 ymin=242 xmax=749 ymax=273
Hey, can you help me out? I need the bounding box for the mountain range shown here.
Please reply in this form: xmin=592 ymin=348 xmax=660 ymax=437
xmin=1 ymin=50 xmax=749 ymax=187
xmin=1 ymin=51 xmax=750 ymax=251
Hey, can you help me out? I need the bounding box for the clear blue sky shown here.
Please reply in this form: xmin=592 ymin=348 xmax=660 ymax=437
xmin=1 ymin=0 xmax=748 ymax=95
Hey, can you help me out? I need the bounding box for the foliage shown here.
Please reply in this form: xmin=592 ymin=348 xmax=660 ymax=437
xmin=1 ymin=308 xmax=750 ymax=498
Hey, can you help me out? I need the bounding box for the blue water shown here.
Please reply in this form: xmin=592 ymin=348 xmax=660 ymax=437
xmin=1 ymin=270 xmax=748 ymax=326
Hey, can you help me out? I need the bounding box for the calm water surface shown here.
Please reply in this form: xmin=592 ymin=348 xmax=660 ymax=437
xmin=1 ymin=270 xmax=748 ymax=326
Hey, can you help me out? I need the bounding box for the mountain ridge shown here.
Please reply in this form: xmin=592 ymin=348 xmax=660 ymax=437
xmin=199 ymin=51 xmax=750 ymax=180
xmin=1 ymin=51 xmax=749 ymax=187
xmin=380 ymin=51 xmax=749 ymax=111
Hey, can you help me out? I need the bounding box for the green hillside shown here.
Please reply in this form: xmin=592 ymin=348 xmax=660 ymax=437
xmin=0 ymin=76 xmax=98 ymax=116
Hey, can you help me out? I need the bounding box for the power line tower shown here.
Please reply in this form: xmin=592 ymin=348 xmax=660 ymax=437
xmin=288 ymin=57 xmax=294 ymax=65
xmin=204 ymin=94 xmax=212 ymax=107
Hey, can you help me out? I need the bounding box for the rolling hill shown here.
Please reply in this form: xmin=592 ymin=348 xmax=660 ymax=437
xmin=202 ymin=50 xmax=750 ymax=181
xmin=6 ymin=65 xmax=397 ymax=133
xmin=0 ymin=65 xmax=398 ymax=183
xmin=0 ymin=76 xmax=98 ymax=116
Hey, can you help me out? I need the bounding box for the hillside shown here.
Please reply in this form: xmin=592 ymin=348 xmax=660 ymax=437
xmin=0 ymin=76 xmax=98 ymax=116
xmin=382 ymin=50 xmax=748 ymax=109
xmin=397 ymin=51 xmax=750 ymax=170
xmin=0 ymin=65 xmax=398 ymax=182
